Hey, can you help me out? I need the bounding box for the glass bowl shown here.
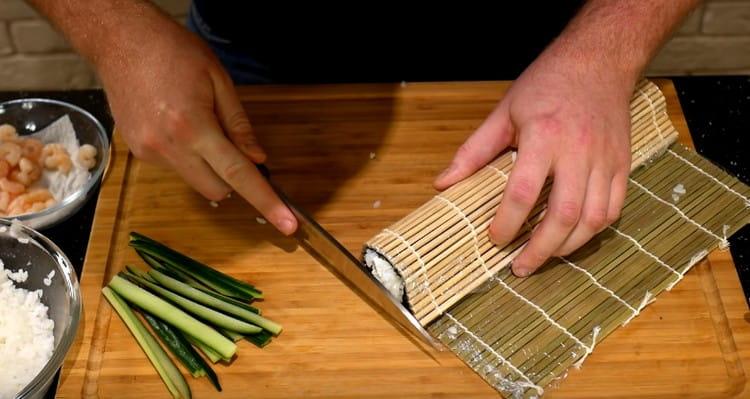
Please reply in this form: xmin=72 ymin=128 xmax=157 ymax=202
xmin=0 ymin=98 xmax=110 ymax=229
xmin=0 ymin=220 xmax=81 ymax=399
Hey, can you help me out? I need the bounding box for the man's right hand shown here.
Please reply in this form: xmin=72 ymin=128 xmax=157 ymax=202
xmin=94 ymin=10 xmax=297 ymax=235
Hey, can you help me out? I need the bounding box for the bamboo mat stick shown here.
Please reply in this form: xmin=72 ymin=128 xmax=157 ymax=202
xmin=427 ymin=148 xmax=749 ymax=397
xmin=367 ymin=79 xmax=677 ymax=324
xmin=362 ymin=80 xmax=749 ymax=398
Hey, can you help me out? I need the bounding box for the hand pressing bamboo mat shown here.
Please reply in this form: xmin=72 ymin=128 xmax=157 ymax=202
xmin=59 ymin=79 xmax=750 ymax=398
xmin=428 ymin=143 xmax=750 ymax=398
xmin=366 ymin=80 xmax=678 ymax=325
xmin=365 ymin=81 xmax=750 ymax=398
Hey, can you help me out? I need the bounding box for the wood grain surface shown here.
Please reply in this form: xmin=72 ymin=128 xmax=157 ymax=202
xmin=57 ymin=80 xmax=750 ymax=398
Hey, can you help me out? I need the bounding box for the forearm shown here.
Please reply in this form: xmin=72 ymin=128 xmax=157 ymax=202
xmin=541 ymin=0 xmax=701 ymax=87
xmin=25 ymin=0 xmax=176 ymax=72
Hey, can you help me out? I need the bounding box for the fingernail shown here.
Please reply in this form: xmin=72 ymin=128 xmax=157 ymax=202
xmin=513 ymin=266 xmax=532 ymax=278
xmin=488 ymin=225 xmax=505 ymax=246
xmin=278 ymin=218 xmax=296 ymax=235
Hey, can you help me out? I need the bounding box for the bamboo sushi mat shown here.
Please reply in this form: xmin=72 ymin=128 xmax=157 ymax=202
xmin=364 ymin=80 xmax=750 ymax=398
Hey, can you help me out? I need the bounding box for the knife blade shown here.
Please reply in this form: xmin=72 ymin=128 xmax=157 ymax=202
xmin=257 ymin=164 xmax=442 ymax=350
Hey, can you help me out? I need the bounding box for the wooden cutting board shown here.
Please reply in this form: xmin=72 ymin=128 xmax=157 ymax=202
xmin=57 ymin=80 xmax=750 ymax=398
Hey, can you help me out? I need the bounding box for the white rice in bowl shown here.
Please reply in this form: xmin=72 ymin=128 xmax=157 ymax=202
xmin=0 ymin=258 xmax=55 ymax=398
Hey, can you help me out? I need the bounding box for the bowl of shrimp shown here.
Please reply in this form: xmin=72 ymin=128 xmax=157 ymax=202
xmin=0 ymin=98 xmax=109 ymax=230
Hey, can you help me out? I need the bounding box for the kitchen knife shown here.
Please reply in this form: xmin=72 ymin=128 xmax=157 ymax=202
xmin=256 ymin=164 xmax=443 ymax=350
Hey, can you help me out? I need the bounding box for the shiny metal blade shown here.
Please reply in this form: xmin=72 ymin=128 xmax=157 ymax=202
xmin=270 ymin=185 xmax=442 ymax=350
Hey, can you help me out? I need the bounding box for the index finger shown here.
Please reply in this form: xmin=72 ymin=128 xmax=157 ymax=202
xmin=197 ymin=124 xmax=297 ymax=235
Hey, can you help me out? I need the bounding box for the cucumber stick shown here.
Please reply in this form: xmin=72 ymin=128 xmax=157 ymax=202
xmin=129 ymin=232 xmax=262 ymax=300
xmin=245 ymin=330 xmax=273 ymax=348
xmin=136 ymin=254 xmax=255 ymax=314
xmin=186 ymin=334 xmax=228 ymax=363
xmin=143 ymin=312 xmax=222 ymax=391
xmin=143 ymin=311 xmax=206 ymax=378
xmin=190 ymin=283 xmax=260 ymax=313
xmin=102 ymin=287 xmax=191 ymax=399
xmin=219 ymin=328 xmax=244 ymax=342
xmin=149 ymin=269 xmax=281 ymax=335
xmin=137 ymin=252 xmax=211 ymax=290
xmin=121 ymin=272 xmax=262 ymax=335
xmin=126 ymin=265 xmax=157 ymax=283
xmin=108 ymin=275 xmax=237 ymax=359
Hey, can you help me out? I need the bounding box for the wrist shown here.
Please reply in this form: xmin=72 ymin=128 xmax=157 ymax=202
xmin=539 ymin=36 xmax=642 ymax=94
xmin=74 ymin=3 xmax=174 ymax=77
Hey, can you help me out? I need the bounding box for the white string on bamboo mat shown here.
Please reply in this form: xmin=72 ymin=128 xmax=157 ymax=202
xmin=492 ymin=272 xmax=594 ymax=356
xmin=621 ymin=291 xmax=656 ymax=326
xmin=444 ymin=312 xmax=544 ymax=395
xmin=664 ymin=249 xmax=710 ymax=291
xmin=572 ymin=325 xmax=601 ymax=369
xmin=381 ymin=228 xmax=444 ymax=315
xmin=637 ymin=86 xmax=666 ymax=141
xmin=636 ymin=85 xmax=731 ymax=251
xmin=434 ymin=195 xmax=493 ymax=279
xmin=628 ymin=177 xmax=728 ymax=248
xmin=607 ymin=225 xmax=682 ymax=289
xmin=559 ymin=257 xmax=638 ymax=316
xmin=487 ymin=164 xmax=510 ymax=180
xmin=666 ymin=148 xmax=750 ymax=207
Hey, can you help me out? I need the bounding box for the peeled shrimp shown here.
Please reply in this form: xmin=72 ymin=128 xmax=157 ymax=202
xmin=0 ymin=124 xmax=18 ymax=142
xmin=7 ymin=189 xmax=53 ymax=216
xmin=21 ymin=138 xmax=43 ymax=162
xmin=77 ymin=144 xmax=98 ymax=170
xmin=0 ymin=191 xmax=12 ymax=212
xmin=28 ymin=202 xmax=47 ymax=213
xmin=0 ymin=177 xmax=25 ymax=194
xmin=8 ymin=157 xmax=41 ymax=186
xmin=0 ymin=160 xmax=9 ymax=178
xmin=0 ymin=142 xmax=22 ymax=166
xmin=20 ymin=157 xmax=41 ymax=179
xmin=41 ymin=143 xmax=72 ymax=174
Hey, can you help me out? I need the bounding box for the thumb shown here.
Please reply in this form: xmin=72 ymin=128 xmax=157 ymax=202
xmin=434 ymin=102 xmax=514 ymax=190
xmin=211 ymin=69 xmax=267 ymax=164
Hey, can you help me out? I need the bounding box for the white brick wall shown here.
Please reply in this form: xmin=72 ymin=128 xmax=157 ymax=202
xmin=1 ymin=0 xmax=749 ymax=90
xmin=648 ymin=0 xmax=750 ymax=75
xmin=0 ymin=0 xmax=189 ymax=90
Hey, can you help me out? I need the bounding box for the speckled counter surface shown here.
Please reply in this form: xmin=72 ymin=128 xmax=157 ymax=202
xmin=673 ymin=76 xmax=750 ymax=307
xmin=2 ymin=77 xmax=748 ymax=397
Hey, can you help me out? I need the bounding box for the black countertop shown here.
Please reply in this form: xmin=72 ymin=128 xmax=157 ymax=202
xmin=1 ymin=77 xmax=748 ymax=397
xmin=673 ymin=76 xmax=750 ymax=308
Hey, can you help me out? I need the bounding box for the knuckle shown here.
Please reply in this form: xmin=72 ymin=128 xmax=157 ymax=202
xmin=134 ymin=132 xmax=164 ymax=158
xmin=224 ymin=111 xmax=253 ymax=136
xmin=222 ymin=159 xmax=250 ymax=182
xmin=615 ymin=151 xmax=631 ymax=170
xmin=129 ymin=143 xmax=147 ymax=159
xmin=533 ymin=117 xmax=562 ymax=137
xmin=163 ymin=110 xmax=194 ymax=142
xmin=606 ymin=207 xmax=622 ymax=224
xmin=556 ymin=246 xmax=574 ymax=257
xmin=554 ymin=200 xmax=581 ymax=227
xmin=203 ymin=186 xmax=231 ymax=202
xmin=524 ymin=248 xmax=547 ymax=265
xmin=507 ymin=178 xmax=538 ymax=206
xmin=582 ymin=207 xmax=608 ymax=230
xmin=574 ymin=126 xmax=594 ymax=147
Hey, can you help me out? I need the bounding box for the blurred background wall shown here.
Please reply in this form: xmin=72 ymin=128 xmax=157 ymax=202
xmin=1 ymin=0 xmax=748 ymax=90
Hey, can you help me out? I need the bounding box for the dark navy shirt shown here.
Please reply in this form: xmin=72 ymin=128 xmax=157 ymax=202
xmin=187 ymin=3 xmax=585 ymax=84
